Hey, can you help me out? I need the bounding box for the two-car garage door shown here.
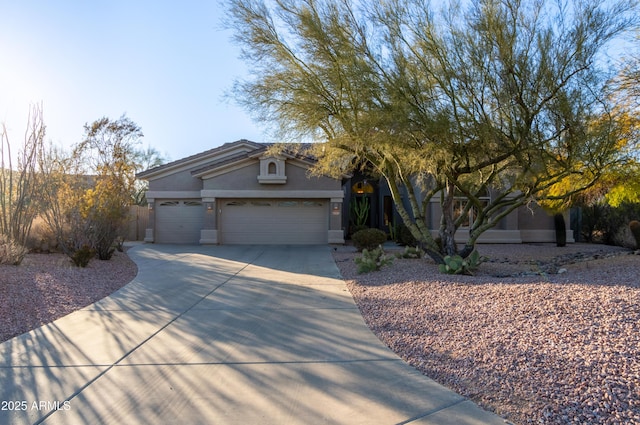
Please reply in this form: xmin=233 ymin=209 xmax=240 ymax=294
xmin=220 ymin=199 xmax=328 ymax=244
xmin=155 ymin=198 xmax=329 ymax=244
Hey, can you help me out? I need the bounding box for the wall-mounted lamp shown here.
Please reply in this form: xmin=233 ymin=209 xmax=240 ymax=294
xmin=148 ymin=202 xmax=154 ymax=212
xmin=206 ymin=203 xmax=214 ymax=212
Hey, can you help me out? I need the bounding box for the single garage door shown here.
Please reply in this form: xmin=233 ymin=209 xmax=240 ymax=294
xmin=220 ymin=199 xmax=328 ymax=244
xmin=155 ymin=200 xmax=204 ymax=244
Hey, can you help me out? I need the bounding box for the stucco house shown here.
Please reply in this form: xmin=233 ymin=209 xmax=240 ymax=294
xmin=137 ymin=139 xmax=571 ymax=245
xmin=137 ymin=140 xmax=345 ymax=245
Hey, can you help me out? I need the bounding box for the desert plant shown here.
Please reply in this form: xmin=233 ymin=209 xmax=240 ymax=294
xmin=352 ymin=228 xmax=387 ymax=251
xmin=438 ymin=250 xmax=487 ymax=276
xmin=396 ymin=246 xmax=424 ymax=259
xmin=355 ymin=245 xmax=393 ymax=273
xmin=350 ymin=224 xmax=369 ymax=235
xmin=0 ymin=235 xmax=29 ymax=265
xmin=630 ymin=220 xmax=640 ymax=249
xmin=350 ymin=196 xmax=370 ymax=228
xmin=71 ymin=245 xmax=94 ymax=267
xmin=554 ymin=213 xmax=567 ymax=247
xmin=581 ymin=202 xmax=640 ymax=246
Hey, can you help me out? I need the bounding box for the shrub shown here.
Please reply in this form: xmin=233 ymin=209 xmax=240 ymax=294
xmin=630 ymin=220 xmax=640 ymax=249
xmin=581 ymin=202 xmax=640 ymax=246
xmin=352 ymin=228 xmax=387 ymax=251
xmin=71 ymin=245 xmax=94 ymax=267
xmin=355 ymin=246 xmax=393 ymax=273
xmin=350 ymin=224 xmax=369 ymax=236
xmin=0 ymin=235 xmax=29 ymax=265
xmin=438 ymin=250 xmax=487 ymax=276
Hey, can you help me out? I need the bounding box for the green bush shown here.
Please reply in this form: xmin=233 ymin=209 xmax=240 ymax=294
xmin=438 ymin=250 xmax=487 ymax=276
xmin=352 ymin=228 xmax=387 ymax=251
xmin=630 ymin=220 xmax=640 ymax=249
xmin=581 ymin=202 xmax=640 ymax=246
xmin=71 ymin=245 xmax=94 ymax=267
xmin=350 ymin=224 xmax=369 ymax=236
xmin=355 ymin=246 xmax=394 ymax=273
xmin=0 ymin=235 xmax=29 ymax=265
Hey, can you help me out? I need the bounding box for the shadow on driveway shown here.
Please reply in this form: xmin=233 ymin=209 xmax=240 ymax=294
xmin=0 ymin=244 xmax=505 ymax=425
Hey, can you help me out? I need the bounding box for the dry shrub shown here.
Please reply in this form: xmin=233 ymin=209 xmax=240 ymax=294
xmin=0 ymin=235 xmax=29 ymax=265
xmin=24 ymin=216 xmax=58 ymax=252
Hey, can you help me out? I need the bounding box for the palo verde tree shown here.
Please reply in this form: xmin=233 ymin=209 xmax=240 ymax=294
xmin=226 ymin=0 xmax=638 ymax=263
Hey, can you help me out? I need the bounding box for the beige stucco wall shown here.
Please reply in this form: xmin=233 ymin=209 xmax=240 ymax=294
xmin=149 ymin=169 xmax=203 ymax=192
xmin=202 ymin=161 xmax=341 ymax=192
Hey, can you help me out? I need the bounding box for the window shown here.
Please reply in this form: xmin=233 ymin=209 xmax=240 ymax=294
xmin=352 ymin=181 xmax=374 ymax=194
xmin=303 ymin=201 xmax=323 ymax=207
xmin=258 ymin=156 xmax=287 ymax=184
xmin=453 ymin=191 xmax=490 ymax=228
xmin=278 ymin=201 xmax=298 ymax=207
xmin=267 ymin=161 xmax=277 ymax=175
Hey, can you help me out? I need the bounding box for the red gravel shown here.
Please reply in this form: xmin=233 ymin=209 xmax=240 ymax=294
xmin=335 ymin=244 xmax=640 ymax=425
xmin=0 ymin=250 xmax=137 ymax=343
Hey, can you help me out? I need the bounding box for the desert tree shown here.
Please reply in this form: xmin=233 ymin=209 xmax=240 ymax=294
xmin=132 ymin=145 xmax=168 ymax=206
xmin=0 ymin=104 xmax=45 ymax=251
xmin=38 ymin=115 xmax=144 ymax=262
xmin=226 ymin=0 xmax=638 ymax=262
xmin=74 ymin=115 xmax=143 ymax=259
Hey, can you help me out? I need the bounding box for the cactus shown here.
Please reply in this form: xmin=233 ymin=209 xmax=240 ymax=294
xmin=355 ymin=246 xmax=393 ymax=273
xmin=350 ymin=196 xmax=370 ymax=227
xmin=438 ymin=250 xmax=487 ymax=275
xmin=630 ymin=220 xmax=640 ymax=249
xmin=395 ymin=246 xmax=424 ymax=259
xmin=554 ymin=213 xmax=566 ymax=247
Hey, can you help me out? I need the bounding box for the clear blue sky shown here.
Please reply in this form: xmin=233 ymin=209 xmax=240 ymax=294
xmin=0 ymin=1 xmax=267 ymax=162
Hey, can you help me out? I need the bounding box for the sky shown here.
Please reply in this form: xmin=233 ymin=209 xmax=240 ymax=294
xmin=0 ymin=1 xmax=267 ymax=163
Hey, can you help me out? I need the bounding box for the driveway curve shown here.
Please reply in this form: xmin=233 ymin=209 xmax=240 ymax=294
xmin=0 ymin=245 xmax=506 ymax=424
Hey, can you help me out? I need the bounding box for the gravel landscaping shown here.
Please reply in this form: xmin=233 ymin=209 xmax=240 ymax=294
xmin=0 ymin=249 xmax=137 ymax=343
xmin=335 ymin=243 xmax=640 ymax=425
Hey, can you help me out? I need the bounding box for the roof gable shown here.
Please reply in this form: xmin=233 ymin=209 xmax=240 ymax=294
xmin=137 ymin=139 xmax=320 ymax=181
xmin=136 ymin=139 xmax=264 ymax=180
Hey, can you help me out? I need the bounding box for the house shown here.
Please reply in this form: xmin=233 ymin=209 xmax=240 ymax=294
xmin=137 ymin=139 xmax=571 ymax=245
xmin=136 ymin=140 xmax=345 ymax=245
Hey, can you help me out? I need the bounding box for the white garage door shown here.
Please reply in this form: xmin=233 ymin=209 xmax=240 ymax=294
xmin=220 ymin=199 xmax=328 ymax=244
xmin=155 ymin=200 xmax=204 ymax=244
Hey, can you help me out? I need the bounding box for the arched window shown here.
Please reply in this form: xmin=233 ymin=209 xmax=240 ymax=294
xmin=352 ymin=180 xmax=374 ymax=194
xmin=259 ymin=156 xmax=287 ymax=184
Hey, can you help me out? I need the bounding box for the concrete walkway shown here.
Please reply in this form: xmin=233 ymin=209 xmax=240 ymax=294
xmin=0 ymin=245 xmax=508 ymax=424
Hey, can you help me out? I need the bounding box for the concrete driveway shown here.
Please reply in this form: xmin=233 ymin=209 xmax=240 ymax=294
xmin=0 ymin=245 xmax=506 ymax=424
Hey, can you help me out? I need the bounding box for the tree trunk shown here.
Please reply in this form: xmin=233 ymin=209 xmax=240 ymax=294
xmin=439 ymin=181 xmax=458 ymax=256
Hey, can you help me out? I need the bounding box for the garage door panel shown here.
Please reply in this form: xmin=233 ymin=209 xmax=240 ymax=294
xmin=155 ymin=200 xmax=204 ymax=244
xmin=221 ymin=199 xmax=328 ymax=245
